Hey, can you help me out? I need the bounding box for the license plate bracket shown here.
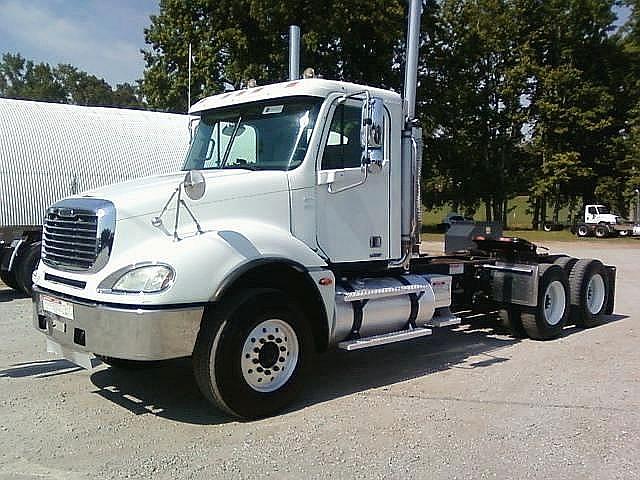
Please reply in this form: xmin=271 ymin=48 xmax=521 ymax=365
xmin=41 ymin=295 xmax=74 ymax=321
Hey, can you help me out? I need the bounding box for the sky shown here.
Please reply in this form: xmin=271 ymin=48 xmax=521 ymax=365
xmin=0 ymin=1 xmax=634 ymax=87
xmin=0 ymin=0 xmax=159 ymax=85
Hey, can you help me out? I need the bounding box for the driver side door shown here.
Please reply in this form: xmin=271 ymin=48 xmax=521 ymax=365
xmin=315 ymin=99 xmax=390 ymax=263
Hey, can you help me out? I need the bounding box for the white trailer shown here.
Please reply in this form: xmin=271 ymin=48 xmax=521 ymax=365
xmin=32 ymin=2 xmax=617 ymax=419
xmin=0 ymin=99 xmax=190 ymax=294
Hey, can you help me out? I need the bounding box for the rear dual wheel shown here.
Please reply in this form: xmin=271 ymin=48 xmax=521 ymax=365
xmin=576 ymin=225 xmax=590 ymax=237
xmin=521 ymin=264 xmax=569 ymax=340
xmin=569 ymin=259 xmax=609 ymax=328
xmin=594 ymin=225 xmax=608 ymax=238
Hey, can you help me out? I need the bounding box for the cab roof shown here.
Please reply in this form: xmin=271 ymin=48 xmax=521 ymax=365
xmin=189 ymin=78 xmax=401 ymax=114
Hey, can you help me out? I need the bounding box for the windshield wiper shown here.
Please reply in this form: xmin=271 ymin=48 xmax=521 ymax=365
xmin=220 ymin=116 xmax=242 ymax=167
xmin=222 ymin=164 xmax=261 ymax=171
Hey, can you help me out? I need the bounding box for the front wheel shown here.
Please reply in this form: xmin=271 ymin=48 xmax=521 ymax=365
xmin=193 ymin=289 xmax=312 ymax=419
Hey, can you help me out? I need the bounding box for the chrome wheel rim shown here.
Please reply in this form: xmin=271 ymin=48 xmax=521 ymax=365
xmin=586 ymin=273 xmax=605 ymax=314
xmin=543 ymin=280 xmax=566 ymax=326
xmin=241 ymin=319 xmax=299 ymax=393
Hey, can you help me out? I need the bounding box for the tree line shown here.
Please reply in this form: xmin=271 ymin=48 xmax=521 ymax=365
xmin=2 ymin=1 xmax=638 ymax=227
xmin=0 ymin=53 xmax=143 ymax=108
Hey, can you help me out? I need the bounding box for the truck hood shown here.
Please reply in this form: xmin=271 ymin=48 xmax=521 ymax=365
xmin=80 ymin=169 xmax=290 ymax=221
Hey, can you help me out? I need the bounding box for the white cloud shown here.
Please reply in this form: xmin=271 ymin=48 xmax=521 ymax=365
xmin=0 ymin=0 xmax=146 ymax=84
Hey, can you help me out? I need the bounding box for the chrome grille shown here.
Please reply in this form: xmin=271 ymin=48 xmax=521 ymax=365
xmin=42 ymin=198 xmax=115 ymax=273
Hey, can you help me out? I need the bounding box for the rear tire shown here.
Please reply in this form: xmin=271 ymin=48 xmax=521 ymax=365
xmin=553 ymin=256 xmax=578 ymax=274
xmin=521 ymin=264 xmax=569 ymax=340
xmin=594 ymin=225 xmax=608 ymax=238
xmin=543 ymin=223 xmax=553 ymax=232
xmin=568 ymin=259 xmax=609 ymax=328
xmin=193 ymin=288 xmax=312 ymax=419
xmin=576 ymin=224 xmax=589 ymax=237
xmin=0 ymin=268 xmax=20 ymax=291
xmin=497 ymin=306 xmax=526 ymax=338
xmin=15 ymin=241 xmax=41 ymax=296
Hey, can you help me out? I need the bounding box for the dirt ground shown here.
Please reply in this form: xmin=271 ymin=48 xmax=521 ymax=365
xmin=0 ymin=241 xmax=638 ymax=479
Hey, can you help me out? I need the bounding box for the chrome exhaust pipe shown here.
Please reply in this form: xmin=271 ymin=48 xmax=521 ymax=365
xmin=289 ymin=25 xmax=300 ymax=80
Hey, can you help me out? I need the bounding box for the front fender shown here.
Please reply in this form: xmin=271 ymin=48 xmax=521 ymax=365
xmin=94 ymin=220 xmax=326 ymax=305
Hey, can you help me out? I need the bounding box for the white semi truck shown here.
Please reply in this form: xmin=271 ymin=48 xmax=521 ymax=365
xmin=0 ymin=99 xmax=190 ymax=295
xmin=32 ymin=2 xmax=617 ymax=419
xmin=572 ymin=204 xmax=635 ymax=238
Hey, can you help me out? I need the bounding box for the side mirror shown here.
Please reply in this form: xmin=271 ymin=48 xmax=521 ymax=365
xmin=361 ymin=96 xmax=384 ymax=149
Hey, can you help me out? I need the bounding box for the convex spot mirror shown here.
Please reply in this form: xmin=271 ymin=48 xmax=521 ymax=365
xmin=361 ymin=96 xmax=384 ymax=150
xmin=183 ymin=170 xmax=206 ymax=200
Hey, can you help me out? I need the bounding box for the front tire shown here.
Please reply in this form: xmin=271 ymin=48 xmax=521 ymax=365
xmin=521 ymin=264 xmax=569 ymax=340
xmin=193 ymin=288 xmax=312 ymax=419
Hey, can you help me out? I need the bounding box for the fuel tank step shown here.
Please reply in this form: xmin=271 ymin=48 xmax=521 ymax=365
xmin=339 ymin=283 xmax=431 ymax=302
xmin=338 ymin=327 xmax=432 ymax=351
xmin=428 ymin=307 xmax=461 ymax=327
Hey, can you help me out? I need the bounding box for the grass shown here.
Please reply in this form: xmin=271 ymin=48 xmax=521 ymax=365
xmin=421 ymin=228 xmax=640 ymax=244
xmin=422 ymin=195 xmax=572 ymax=230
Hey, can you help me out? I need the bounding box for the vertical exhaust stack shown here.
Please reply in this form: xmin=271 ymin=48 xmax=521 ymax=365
xmin=398 ymin=0 xmax=423 ymax=266
xmin=403 ymin=0 xmax=421 ymax=122
xmin=289 ymin=25 xmax=301 ymax=81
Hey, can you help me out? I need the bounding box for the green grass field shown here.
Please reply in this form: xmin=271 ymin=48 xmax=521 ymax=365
xmin=422 ymin=229 xmax=640 ymax=244
xmin=422 ymin=195 xmax=573 ymax=230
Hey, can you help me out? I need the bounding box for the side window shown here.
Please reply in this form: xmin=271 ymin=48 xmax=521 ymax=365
xmin=321 ymin=103 xmax=363 ymax=170
xmin=588 ymin=207 xmax=597 ymax=215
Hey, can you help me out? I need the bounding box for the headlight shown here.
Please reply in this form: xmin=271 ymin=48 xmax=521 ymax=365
xmin=98 ymin=264 xmax=175 ymax=294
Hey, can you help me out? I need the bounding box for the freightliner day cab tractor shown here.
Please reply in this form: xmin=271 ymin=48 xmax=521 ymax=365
xmin=32 ymin=1 xmax=617 ymax=419
xmin=572 ymin=204 xmax=635 ymax=238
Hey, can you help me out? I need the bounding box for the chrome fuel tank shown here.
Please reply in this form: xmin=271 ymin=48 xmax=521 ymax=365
xmin=333 ymin=274 xmax=438 ymax=341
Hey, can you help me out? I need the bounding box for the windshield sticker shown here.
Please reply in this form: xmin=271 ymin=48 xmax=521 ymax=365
xmin=263 ymin=105 xmax=284 ymax=115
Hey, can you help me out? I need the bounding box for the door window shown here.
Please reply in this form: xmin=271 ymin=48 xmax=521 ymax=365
xmin=588 ymin=207 xmax=597 ymax=215
xmin=321 ymin=104 xmax=363 ymax=170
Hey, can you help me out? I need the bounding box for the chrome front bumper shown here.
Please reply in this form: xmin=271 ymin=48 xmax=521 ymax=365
xmin=32 ymin=287 xmax=204 ymax=363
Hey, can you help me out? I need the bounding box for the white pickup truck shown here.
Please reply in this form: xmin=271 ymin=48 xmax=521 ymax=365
xmin=32 ymin=1 xmax=617 ymax=419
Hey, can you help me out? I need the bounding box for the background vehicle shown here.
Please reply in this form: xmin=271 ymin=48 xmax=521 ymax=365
xmin=32 ymin=2 xmax=617 ymax=420
xmin=571 ymin=204 xmax=634 ymax=238
xmin=0 ymin=99 xmax=190 ymax=295
xmin=439 ymin=212 xmax=473 ymax=232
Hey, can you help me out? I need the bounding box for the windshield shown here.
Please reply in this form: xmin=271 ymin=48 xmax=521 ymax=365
xmin=184 ymin=97 xmax=322 ymax=171
xmin=597 ymin=206 xmax=610 ymax=214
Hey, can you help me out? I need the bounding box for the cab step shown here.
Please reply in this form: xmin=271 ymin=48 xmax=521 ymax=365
xmin=338 ymin=327 xmax=432 ymax=351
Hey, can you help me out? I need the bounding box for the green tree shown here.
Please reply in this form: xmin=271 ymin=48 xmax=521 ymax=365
xmin=0 ymin=52 xmax=144 ymax=108
xmin=420 ymin=0 xmax=532 ymax=224
xmin=141 ymin=0 xmax=406 ymax=112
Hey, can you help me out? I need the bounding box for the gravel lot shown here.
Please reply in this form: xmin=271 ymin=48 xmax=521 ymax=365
xmin=0 ymin=240 xmax=638 ymax=479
